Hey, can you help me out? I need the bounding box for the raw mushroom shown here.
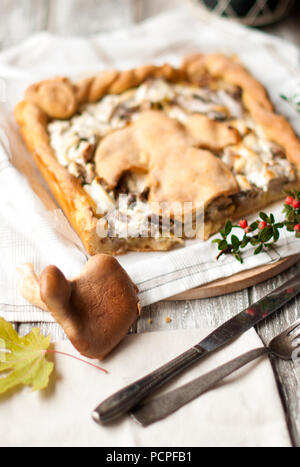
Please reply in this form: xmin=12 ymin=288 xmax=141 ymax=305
xmin=17 ymin=255 xmax=141 ymax=360
xmin=17 ymin=263 xmax=48 ymax=311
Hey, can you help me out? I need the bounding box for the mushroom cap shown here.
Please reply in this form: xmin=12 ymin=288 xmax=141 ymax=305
xmin=40 ymin=254 xmax=140 ymax=360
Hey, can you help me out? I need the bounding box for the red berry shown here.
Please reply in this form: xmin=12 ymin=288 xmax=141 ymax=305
xmin=239 ymin=219 xmax=248 ymax=229
xmin=292 ymin=199 xmax=300 ymax=209
xmin=258 ymin=221 xmax=267 ymax=230
xmin=244 ymin=226 xmax=252 ymax=234
xmin=285 ymin=196 xmax=294 ymax=206
xmin=294 ymin=224 xmax=300 ymax=232
xmin=246 ymin=307 xmax=256 ymax=317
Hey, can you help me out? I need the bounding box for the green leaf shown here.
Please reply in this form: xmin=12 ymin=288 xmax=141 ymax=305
xmin=250 ymin=221 xmax=258 ymax=231
xmin=0 ymin=318 xmax=53 ymax=394
xmin=286 ymin=223 xmax=296 ymax=232
xmin=240 ymin=236 xmax=250 ymax=248
xmin=259 ymin=227 xmax=273 ymax=243
xmin=282 ymin=205 xmax=292 ymax=216
xmin=218 ymin=240 xmax=227 ymax=250
xmin=273 ymin=228 xmax=280 ymax=242
xmin=270 ymin=213 xmax=275 ymax=224
xmin=254 ymin=244 xmax=263 ymax=255
xmin=259 ymin=212 xmax=269 ymax=222
xmin=212 ymin=239 xmax=221 ymax=244
xmin=234 ymin=253 xmax=243 ymax=264
xmin=231 ymin=234 xmax=240 ymax=250
xmin=224 ymin=220 xmax=232 ymax=236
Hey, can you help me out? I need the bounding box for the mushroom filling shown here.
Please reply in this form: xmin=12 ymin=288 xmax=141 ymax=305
xmin=48 ymin=78 xmax=296 ymax=238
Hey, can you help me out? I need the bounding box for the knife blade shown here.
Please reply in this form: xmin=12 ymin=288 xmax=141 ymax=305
xmin=92 ymin=270 xmax=300 ymax=425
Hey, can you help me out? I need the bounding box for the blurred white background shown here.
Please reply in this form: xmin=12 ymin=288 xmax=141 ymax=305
xmin=0 ymin=0 xmax=299 ymax=51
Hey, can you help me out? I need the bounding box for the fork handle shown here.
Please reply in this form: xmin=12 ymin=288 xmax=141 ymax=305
xmin=92 ymin=346 xmax=207 ymax=424
xmin=131 ymin=347 xmax=268 ymax=426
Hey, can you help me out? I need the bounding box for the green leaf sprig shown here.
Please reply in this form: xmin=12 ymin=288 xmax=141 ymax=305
xmin=281 ymin=94 xmax=300 ymax=114
xmin=213 ymin=191 xmax=300 ymax=263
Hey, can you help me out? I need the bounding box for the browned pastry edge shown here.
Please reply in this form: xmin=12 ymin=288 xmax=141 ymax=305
xmin=14 ymin=54 xmax=300 ymax=254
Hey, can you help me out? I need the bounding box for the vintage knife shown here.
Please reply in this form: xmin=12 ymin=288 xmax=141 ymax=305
xmin=92 ymin=271 xmax=300 ymax=425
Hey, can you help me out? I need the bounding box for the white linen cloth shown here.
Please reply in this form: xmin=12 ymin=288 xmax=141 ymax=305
xmin=0 ymin=328 xmax=292 ymax=447
xmin=0 ymin=6 xmax=300 ymax=322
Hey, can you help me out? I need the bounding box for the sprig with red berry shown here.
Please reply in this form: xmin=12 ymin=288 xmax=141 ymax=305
xmin=213 ymin=191 xmax=300 ymax=263
xmin=282 ymin=192 xmax=300 ymax=234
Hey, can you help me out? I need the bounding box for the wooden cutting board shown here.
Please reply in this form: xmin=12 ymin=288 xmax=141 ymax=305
xmin=12 ymin=135 xmax=300 ymax=301
xmin=169 ymin=254 xmax=300 ymax=300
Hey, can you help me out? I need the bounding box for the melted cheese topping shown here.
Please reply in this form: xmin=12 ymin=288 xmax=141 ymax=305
xmin=106 ymin=198 xmax=161 ymax=238
xmin=224 ymin=117 xmax=296 ymax=191
xmin=83 ymin=179 xmax=116 ymax=215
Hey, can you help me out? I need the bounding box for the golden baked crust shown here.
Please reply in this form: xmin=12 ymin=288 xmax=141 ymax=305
xmin=95 ymin=110 xmax=239 ymax=215
xmin=15 ymin=54 xmax=300 ymax=255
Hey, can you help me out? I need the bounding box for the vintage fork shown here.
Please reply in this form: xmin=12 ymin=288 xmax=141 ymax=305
xmin=131 ymin=319 xmax=300 ymax=426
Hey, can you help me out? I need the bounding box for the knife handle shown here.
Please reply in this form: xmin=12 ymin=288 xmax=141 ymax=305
xmin=131 ymin=347 xmax=268 ymax=426
xmin=92 ymin=346 xmax=206 ymax=424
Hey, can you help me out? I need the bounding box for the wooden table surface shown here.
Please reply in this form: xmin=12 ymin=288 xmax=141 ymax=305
xmin=1 ymin=0 xmax=300 ymax=447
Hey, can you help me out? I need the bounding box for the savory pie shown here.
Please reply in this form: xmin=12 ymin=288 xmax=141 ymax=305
xmin=15 ymin=54 xmax=300 ymax=255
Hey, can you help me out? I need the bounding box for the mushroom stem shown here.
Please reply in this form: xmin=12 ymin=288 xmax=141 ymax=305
xmin=17 ymin=264 xmax=48 ymax=311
